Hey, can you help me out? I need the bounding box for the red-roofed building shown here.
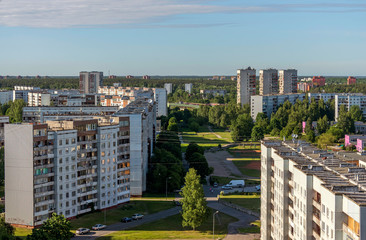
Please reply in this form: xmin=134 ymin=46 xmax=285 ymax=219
xmin=312 ymin=76 xmax=326 ymax=87
xmin=347 ymin=76 xmax=357 ymax=85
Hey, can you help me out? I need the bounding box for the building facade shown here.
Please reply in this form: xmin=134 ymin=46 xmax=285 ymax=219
xmin=261 ymin=140 xmax=366 ymax=240
xmin=28 ymin=92 xmax=51 ymax=106
xmin=79 ymin=71 xmax=103 ymax=94
xmin=0 ymin=91 xmax=12 ymax=104
xmin=259 ymin=69 xmax=278 ymax=95
xmin=185 ymin=83 xmax=193 ymax=94
xmin=5 ymin=117 xmax=130 ymax=227
xmin=335 ymin=94 xmax=366 ymax=120
xmin=237 ymin=67 xmax=256 ymax=106
xmin=312 ymin=76 xmax=326 ymax=87
xmin=348 ymin=77 xmax=357 ymax=85
xmin=164 ymin=83 xmax=173 ymax=95
xmin=278 ymin=69 xmax=298 ymax=94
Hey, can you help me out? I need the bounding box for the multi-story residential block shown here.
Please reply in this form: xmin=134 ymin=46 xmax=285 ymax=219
xmin=278 ymin=69 xmax=297 ymax=94
xmin=307 ymin=93 xmax=336 ymax=103
xmin=79 ymin=71 xmax=103 ymax=94
xmin=348 ymin=76 xmax=357 ymax=85
xmin=312 ymin=76 xmax=326 ymax=87
xmin=142 ymin=75 xmax=150 ymax=80
xmin=199 ymin=89 xmax=227 ymax=97
xmin=237 ymin=67 xmax=256 ymax=106
xmin=13 ymin=86 xmax=41 ymax=102
xmin=259 ymin=69 xmax=278 ymax=95
xmin=261 ymin=140 xmax=366 ymax=240
xmin=5 ymin=117 xmax=131 ymax=227
xmin=98 ymin=86 xmax=167 ymax=117
xmin=297 ymin=82 xmax=313 ymax=92
xmin=335 ymin=94 xmax=366 ymax=120
xmin=251 ymin=93 xmax=306 ymax=120
xmin=22 ymin=106 xmax=119 ymax=123
xmin=28 ymin=92 xmax=51 ymax=106
xmin=113 ymin=99 xmax=156 ymax=196
xmin=0 ymin=116 xmax=9 ymax=146
xmin=164 ymin=83 xmax=173 ymax=95
xmin=185 ymin=83 xmax=193 ymax=94
xmin=0 ymin=91 xmax=12 ymax=104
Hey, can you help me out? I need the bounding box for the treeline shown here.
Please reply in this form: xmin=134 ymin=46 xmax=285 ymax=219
xmin=309 ymin=83 xmax=366 ymax=94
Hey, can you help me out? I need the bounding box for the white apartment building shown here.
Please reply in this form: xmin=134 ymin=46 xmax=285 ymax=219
xmin=335 ymin=94 xmax=366 ymax=120
xmin=0 ymin=91 xmax=12 ymax=104
xmin=5 ymin=117 xmax=131 ymax=227
xmin=259 ymin=69 xmax=278 ymax=95
xmin=279 ymin=69 xmax=298 ymax=94
xmin=79 ymin=71 xmax=103 ymax=94
xmin=0 ymin=116 xmax=9 ymax=146
xmin=237 ymin=67 xmax=256 ymax=106
xmin=200 ymin=89 xmax=227 ymax=97
xmin=113 ymin=99 xmax=156 ymax=196
xmin=251 ymin=93 xmax=306 ymax=120
xmin=164 ymin=83 xmax=173 ymax=95
xmin=261 ymin=140 xmax=366 ymax=240
xmin=98 ymin=86 xmax=167 ymax=117
xmin=28 ymin=92 xmax=51 ymax=106
xmin=22 ymin=106 xmax=119 ymax=123
xmin=308 ymin=93 xmax=336 ymax=103
xmin=185 ymin=83 xmax=193 ymax=94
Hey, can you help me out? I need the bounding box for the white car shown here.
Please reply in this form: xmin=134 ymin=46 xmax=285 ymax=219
xmin=76 ymin=228 xmax=90 ymax=235
xmin=92 ymin=224 xmax=107 ymax=230
xmin=221 ymin=185 xmax=232 ymax=190
xmin=132 ymin=213 xmax=144 ymax=220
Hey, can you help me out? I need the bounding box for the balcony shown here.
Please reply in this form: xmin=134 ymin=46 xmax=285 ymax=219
xmin=35 ymin=199 xmax=54 ymax=207
xmin=313 ymin=199 xmax=321 ymax=210
xmin=312 ymin=229 xmax=320 ymax=239
xmin=78 ymin=208 xmax=92 ymax=215
xmin=343 ymin=223 xmax=360 ymax=240
xmin=313 ymin=213 xmax=320 ymax=226
xmin=35 ymin=190 xmax=55 ymax=198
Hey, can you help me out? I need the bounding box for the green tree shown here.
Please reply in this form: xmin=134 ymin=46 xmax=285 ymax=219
xmin=251 ymin=126 xmax=264 ymax=141
xmin=185 ymin=143 xmax=204 ymax=162
xmin=189 ymin=121 xmax=200 ymax=132
xmin=6 ymin=100 xmax=26 ymax=123
xmin=167 ymin=122 xmax=179 ymax=132
xmin=0 ymin=214 xmax=15 ymax=240
xmin=188 ymin=152 xmax=211 ymax=180
xmin=230 ymin=114 xmax=253 ymax=141
xmin=180 ymin=168 xmax=207 ymax=230
xmin=317 ymin=133 xmax=337 ymax=149
xmin=27 ymin=213 xmax=73 ymax=240
xmin=349 ymin=105 xmax=363 ymax=121
xmin=317 ymin=115 xmax=329 ymax=135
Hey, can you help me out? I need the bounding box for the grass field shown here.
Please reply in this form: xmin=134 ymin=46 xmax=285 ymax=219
xmin=228 ymin=147 xmax=261 ymax=178
xmin=15 ymin=227 xmax=32 ymax=239
xmin=238 ymin=220 xmax=260 ymax=234
xmin=70 ymin=200 xmax=175 ymax=230
xmin=220 ymin=195 xmax=261 ymax=213
xmin=212 ymin=128 xmax=233 ymax=142
xmin=99 ymin=208 xmax=237 ymax=240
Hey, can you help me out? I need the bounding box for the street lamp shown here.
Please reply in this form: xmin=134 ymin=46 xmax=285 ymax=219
xmin=166 ymin=177 xmax=171 ymax=200
xmin=213 ymin=210 xmax=219 ymax=240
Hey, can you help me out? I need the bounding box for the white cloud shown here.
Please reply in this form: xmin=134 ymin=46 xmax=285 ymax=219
xmin=0 ymin=0 xmax=365 ymax=28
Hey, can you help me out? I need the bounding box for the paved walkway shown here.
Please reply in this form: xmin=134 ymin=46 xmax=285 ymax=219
xmin=208 ymin=125 xmax=223 ymax=139
xmin=207 ymin=201 xmax=260 ymax=240
xmin=72 ymin=207 xmax=181 ymax=239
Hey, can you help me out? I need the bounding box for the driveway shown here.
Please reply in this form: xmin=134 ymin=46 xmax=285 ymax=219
xmin=72 ymin=207 xmax=181 ymax=239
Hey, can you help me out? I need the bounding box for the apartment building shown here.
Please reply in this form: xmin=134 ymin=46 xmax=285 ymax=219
xmin=13 ymin=86 xmax=41 ymax=102
xmin=348 ymin=77 xmax=357 ymax=85
xmin=251 ymin=93 xmax=305 ymax=120
xmin=259 ymin=69 xmax=278 ymax=95
xmin=164 ymin=83 xmax=173 ymax=95
xmin=28 ymin=92 xmax=51 ymax=106
xmin=261 ymin=140 xmax=366 ymax=240
xmin=5 ymin=117 xmax=130 ymax=227
xmin=0 ymin=91 xmax=12 ymax=104
xmin=98 ymin=86 xmax=167 ymax=117
xmin=199 ymin=89 xmax=227 ymax=97
xmin=312 ymin=76 xmax=326 ymax=87
xmin=0 ymin=116 xmax=9 ymax=146
xmin=298 ymin=82 xmax=313 ymax=92
xmin=79 ymin=71 xmax=103 ymax=94
xmin=185 ymin=83 xmax=193 ymax=94
xmin=237 ymin=67 xmax=256 ymax=106
xmin=113 ymin=99 xmax=156 ymax=196
xmin=278 ymin=69 xmax=297 ymax=94
xmin=22 ymin=106 xmax=119 ymax=123
xmin=307 ymin=93 xmax=336 ymax=103
xmin=335 ymin=94 xmax=366 ymax=120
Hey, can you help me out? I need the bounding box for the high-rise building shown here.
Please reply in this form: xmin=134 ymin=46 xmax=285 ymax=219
xmin=278 ymin=69 xmax=297 ymax=94
xmin=185 ymin=83 xmax=193 ymax=94
xmin=347 ymin=76 xmax=357 ymax=85
xmin=237 ymin=67 xmax=256 ymax=106
xmin=5 ymin=117 xmax=130 ymax=227
xmin=261 ymin=140 xmax=366 ymax=240
xmin=79 ymin=71 xmax=103 ymax=94
xmin=164 ymin=83 xmax=173 ymax=95
xmin=335 ymin=93 xmax=366 ymax=120
xmin=259 ymin=69 xmax=278 ymax=95
xmin=28 ymin=92 xmax=51 ymax=106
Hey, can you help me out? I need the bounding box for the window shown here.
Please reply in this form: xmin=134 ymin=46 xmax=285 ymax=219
xmin=59 ymin=158 xmax=63 ymax=164
xmin=59 ymin=140 xmax=62 ymax=145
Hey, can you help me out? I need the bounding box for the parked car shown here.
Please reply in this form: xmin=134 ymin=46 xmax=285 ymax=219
xmin=221 ymin=185 xmax=232 ymax=190
xmin=255 ymin=185 xmax=261 ymax=191
xmin=92 ymin=224 xmax=106 ymax=230
xmin=213 ymin=182 xmax=218 ymax=188
xmin=121 ymin=217 xmax=132 ymax=223
xmin=76 ymin=228 xmax=90 ymax=235
xmin=132 ymin=213 xmax=144 ymax=220
xmin=225 ymin=180 xmax=245 ymax=188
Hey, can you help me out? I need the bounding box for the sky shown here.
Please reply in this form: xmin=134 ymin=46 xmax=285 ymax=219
xmin=0 ymin=0 xmax=365 ymax=76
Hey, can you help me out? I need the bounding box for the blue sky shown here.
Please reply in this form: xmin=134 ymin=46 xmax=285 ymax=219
xmin=0 ymin=0 xmax=365 ymax=76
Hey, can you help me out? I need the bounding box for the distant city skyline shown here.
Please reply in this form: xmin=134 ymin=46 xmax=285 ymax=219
xmin=0 ymin=0 xmax=365 ymax=76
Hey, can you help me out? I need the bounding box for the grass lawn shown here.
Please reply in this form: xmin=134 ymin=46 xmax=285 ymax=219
xmin=15 ymin=227 xmax=32 ymax=239
xmin=181 ymin=143 xmax=220 ymax=153
xmin=99 ymin=208 xmax=237 ymax=240
xmin=181 ymin=125 xmax=231 ymax=145
xmin=212 ymin=128 xmax=233 ymax=142
xmin=220 ymin=195 xmax=261 ymax=213
xmin=227 ymin=147 xmax=261 ymax=178
xmin=238 ymin=220 xmax=260 ymax=234
xmin=70 ymin=200 xmax=175 ymax=230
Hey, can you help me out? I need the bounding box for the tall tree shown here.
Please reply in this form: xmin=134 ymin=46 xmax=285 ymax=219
xmin=349 ymin=105 xmax=363 ymax=121
xmin=180 ymin=168 xmax=207 ymax=230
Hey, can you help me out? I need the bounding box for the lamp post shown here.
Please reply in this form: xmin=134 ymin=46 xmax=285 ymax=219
xmin=213 ymin=210 xmax=219 ymax=240
xmin=166 ymin=177 xmax=171 ymax=200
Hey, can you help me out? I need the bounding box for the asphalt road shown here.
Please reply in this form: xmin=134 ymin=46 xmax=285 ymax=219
xmin=72 ymin=206 xmax=181 ymax=240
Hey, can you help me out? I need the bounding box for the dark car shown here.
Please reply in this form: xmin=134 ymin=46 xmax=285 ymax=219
xmin=121 ymin=217 xmax=132 ymax=223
